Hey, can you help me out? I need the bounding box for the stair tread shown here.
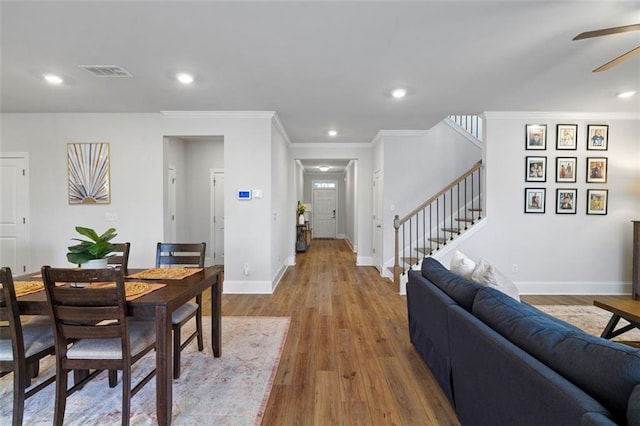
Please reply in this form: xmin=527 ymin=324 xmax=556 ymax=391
xmin=455 ymin=218 xmax=474 ymax=222
xmin=441 ymin=227 xmax=460 ymax=233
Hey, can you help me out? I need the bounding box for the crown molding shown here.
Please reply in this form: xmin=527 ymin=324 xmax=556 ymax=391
xmin=482 ymin=111 xmax=640 ymax=121
xmin=289 ymin=142 xmax=371 ymax=149
xmin=160 ymin=111 xmax=276 ymax=119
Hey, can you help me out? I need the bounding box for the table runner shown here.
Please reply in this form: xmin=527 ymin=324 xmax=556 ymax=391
xmin=88 ymin=281 xmax=166 ymax=301
xmin=127 ymin=267 xmax=203 ymax=280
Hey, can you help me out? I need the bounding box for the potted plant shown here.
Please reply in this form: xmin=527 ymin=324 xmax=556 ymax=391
xmin=297 ymin=203 xmax=306 ymax=225
xmin=66 ymin=226 xmax=117 ymax=268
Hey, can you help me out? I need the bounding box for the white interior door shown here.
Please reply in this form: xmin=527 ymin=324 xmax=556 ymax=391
xmin=373 ymin=170 xmax=383 ymax=273
xmin=210 ymin=170 xmax=225 ymax=266
xmin=313 ymin=183 xmax=337 ymax=238
xmin=0 ymin=156 xmax=28 ymax=273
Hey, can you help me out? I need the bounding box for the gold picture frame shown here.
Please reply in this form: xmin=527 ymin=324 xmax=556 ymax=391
xmin=67 ymin=142 xmax=111 ymax=204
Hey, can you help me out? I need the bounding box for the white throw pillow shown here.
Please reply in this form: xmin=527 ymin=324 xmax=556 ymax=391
xmin=450 ymin=250 xmax=477 ymax=279
xmin=471 ymin=259 xmax=521 ymax=302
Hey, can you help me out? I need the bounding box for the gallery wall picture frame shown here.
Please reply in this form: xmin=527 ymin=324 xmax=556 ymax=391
xmin=556 ymin=157 xmax=577 ymax=183
xmin=586 ymin=157 xmax=608 ymax=183
xmin=556 ymin=188 xmax=577 ymax=214
xmin=524 ymin=188 xmax=546 ymax=214
xmin=67 ymin=142 xmax=111 ymax=204
xmin=556 ymin=124 xmax=577 ymax=150
xmin=587 ymin=189 xmax=608 ymax=215
xmin=525 ymin=124 xmax=547 ymax=150
xmin=525 ymin=156 xmax=547 ymax=182
xmin=587 ymin=124 xmax=608 ymax=150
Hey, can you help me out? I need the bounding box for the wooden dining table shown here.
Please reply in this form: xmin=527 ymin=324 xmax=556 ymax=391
xmin=14 ymin=265 xmax=224 ymax=426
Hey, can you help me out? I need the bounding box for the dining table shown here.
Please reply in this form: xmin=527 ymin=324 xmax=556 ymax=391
xmin=14 ymin=265 xmax=224 ymax=426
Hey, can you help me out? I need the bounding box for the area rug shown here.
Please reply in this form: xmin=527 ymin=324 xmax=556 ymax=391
xmin=535 ymin=304 xmax=640 ymax=341
xmin=0 ymin=316 xmax=290 ymax=426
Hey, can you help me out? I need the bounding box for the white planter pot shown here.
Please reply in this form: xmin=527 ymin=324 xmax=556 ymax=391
xmin=298 ymin=214 xmax=305 ymax=225
xmin=81 ymin=258 xmax=108 ymax=269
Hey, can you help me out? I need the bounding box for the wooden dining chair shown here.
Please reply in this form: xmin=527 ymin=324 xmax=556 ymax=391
xmin=0 ymin=267 xmax=56 ymax=426
xmin=41 ymin=266 xmax=156 ymax=426
xmin=108 ymin=242 xmax=131 ymax=275
xmin=155 ymin=242 xmax=206 ymax=379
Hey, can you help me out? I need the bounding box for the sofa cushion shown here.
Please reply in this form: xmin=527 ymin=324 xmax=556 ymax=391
xmin=421 ymin=257 xmax=483 ymax=311
xmin=450 ymin=250 xmax=476 ymax=278
xmin=473 ymin=287 xmax=640 ymax=424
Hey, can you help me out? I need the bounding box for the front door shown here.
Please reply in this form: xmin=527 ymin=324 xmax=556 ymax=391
xmin=313 ymin=182 xmax=337 ymax=239
xmin=0 ymin=155 xmax=28 ymax=273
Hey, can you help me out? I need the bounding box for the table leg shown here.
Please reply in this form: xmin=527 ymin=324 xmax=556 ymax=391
xmin=155 ymin=305 xmax=172 ymax=425
xmin=211 ymin=273 xmax=221 ymax=357
xmin=601 ymin=314 xmax=621 ymax=339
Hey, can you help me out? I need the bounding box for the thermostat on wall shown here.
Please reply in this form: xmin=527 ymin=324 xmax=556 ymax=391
xmin=237 ymin=190 xmax=252 ymax=200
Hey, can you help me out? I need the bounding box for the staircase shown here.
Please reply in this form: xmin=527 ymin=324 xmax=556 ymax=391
xmin=392 ymin=160 xmax=483 ymax=288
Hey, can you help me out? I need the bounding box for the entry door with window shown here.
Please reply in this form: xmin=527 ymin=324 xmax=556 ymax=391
xmin=312 ymin=181 xmax=337 ymax=239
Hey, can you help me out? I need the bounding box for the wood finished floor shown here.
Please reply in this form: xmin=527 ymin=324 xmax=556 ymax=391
xmin=201 ymin=239 xmax=621 ymax=425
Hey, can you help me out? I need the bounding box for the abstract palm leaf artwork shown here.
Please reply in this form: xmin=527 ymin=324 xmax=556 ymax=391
xmin=67 ymin=143 xmax=111 ymax=204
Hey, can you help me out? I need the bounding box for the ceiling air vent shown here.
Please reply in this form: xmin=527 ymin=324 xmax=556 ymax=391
xmin=79 ymin=65 xmax=132 ymax=77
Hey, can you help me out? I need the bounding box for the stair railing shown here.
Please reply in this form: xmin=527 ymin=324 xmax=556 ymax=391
xmin=393 ymin=160 xmax=483 ymax=287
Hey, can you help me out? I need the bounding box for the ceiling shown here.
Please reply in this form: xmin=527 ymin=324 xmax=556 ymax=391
xmin=1 ymin=1 xmax=639 ymax=149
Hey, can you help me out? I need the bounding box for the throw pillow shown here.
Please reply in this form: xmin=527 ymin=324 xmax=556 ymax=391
xmin=471 ymin=259 xmax=521 ymax=301
xmin=450 ymin=250 xmax=476 ymax=278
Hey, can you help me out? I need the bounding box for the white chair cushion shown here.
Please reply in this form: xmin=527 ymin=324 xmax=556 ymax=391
xmin=0 ymin=322 xmax=54 ymax=361
xmin=67 ymin=320 xmax=156 ymax=360
xmin=172 ymin=301 xmax=198 ymax=324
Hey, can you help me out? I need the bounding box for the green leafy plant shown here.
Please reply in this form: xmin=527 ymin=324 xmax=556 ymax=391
xmin=66 ymin=226 xmax=117 ymax=264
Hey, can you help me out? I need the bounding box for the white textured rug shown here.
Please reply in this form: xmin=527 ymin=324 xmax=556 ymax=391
xmin=0 ymin=316 xmax=290 ymax=425
xmin=536 ymin=304 xmax=640 ymax=341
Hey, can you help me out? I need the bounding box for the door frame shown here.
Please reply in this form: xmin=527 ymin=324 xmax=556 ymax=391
xmin=373 ymin=169 xmax=383 ymax=273
xmin=0 ymin=152 xmax=30 ymax=274
xmin=210 ymin=168 xmax=224 ymax=266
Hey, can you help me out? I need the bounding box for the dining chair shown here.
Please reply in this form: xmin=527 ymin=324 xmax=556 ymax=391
xmin=108 ymin=242 xmax=131 ymax=275
xmin=155 ymin=242 xmax=206 ymax=379
xmin=41 ymin=266 xmax=156 ymax=426
xmin=0 ymin=267 xmax=56 ymax=426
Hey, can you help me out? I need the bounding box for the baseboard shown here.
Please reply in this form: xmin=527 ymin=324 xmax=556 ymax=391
xmin=356 ymin=256 xmax=373 ymax=266
xmin=517 ymin=281 xmax=631 ymax=295
xmin=223 ymin=280 xmax=274 ymax=294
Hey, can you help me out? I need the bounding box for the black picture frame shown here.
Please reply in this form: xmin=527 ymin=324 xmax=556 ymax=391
xmin=556 ymin=188 xmax=577 ymax=214
xmin=524 ymin=188 xmax=546 ymax=214
xmin=556 ymin=124 xmax=577 ymax=150
xmin=587 ymin=124 xmax=608 ymax=150
xmin=556 ymin=157 xmax=577 ymax=183
xmin=587 ymin=189 xmax=608 ymax=215
xmin=525 ymin=156 xmax=547 ymax=182
xmin=586 ymin=157 xmax=607 ymax=183
xmin=526 ymin=124 xmax=547 ymax=150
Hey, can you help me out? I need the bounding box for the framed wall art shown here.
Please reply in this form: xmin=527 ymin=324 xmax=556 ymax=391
xmin=556 ymin=188 xmax=577 ymax=214
xmin=525 ymin=124 xmax=547 ymax=150
xmin=67 ymin=142 xmax=111 ymax=204
xmin=526 ymin=156 xmax=547 ymax=182
xmin=587 ymin=124 xmax=608 ymax=150
xmin=524 ymin=188 xmax=546 ymax=214
xmin=556 ymin=157 xmax=577 ymax=183
xmin=556 ymin=124 xmax=577 ymax=150
xmin=586 ymin=157 xmax=607 ymax=183
xmin=587 ymin=189 xmax=608 ymax=215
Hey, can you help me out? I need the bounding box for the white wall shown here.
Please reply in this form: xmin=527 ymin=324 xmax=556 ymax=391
xmin=270 ymin=121 xmax=290 ymax=289
xmin=448 ymin=112 xmax=640 ymax=294
xmin=344 ymin=160 xmax=357 ymax=249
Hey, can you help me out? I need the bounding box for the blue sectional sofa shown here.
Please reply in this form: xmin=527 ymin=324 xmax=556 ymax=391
xmin=407 ymin=257 xmax=640 ymax=426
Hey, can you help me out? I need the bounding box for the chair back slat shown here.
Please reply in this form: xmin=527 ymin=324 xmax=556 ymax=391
xmin=108 ymin=242 xmax=131 ymax=275
xmin=155 ymin=242 xmax=206 ymax=268
xmin=61 ymin=323 xmax=122 ymax=339
xmin=55 ymin=305 xmax=122 ymax=323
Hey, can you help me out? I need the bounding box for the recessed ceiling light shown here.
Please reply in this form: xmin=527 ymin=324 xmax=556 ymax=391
xmin=392 ymin=88 xmax=407 ymax=99
xmin=176 ymin=73 xmax=194 ymax=84
xmin=43 ymin=74 xmax=63 ymax=84
xmin=328 ymin=130 xmax=338 ymax=137
xmin=318 ymin=166 xmax=330 ymax=172
xmin=617 ymin=90 xmax=637 ymax=99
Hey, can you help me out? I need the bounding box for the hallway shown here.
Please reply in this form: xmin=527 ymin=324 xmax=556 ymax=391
xmin=220 ymin=239 xmax=459 ymax=425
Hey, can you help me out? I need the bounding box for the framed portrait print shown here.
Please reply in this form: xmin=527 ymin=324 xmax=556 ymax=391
xmin=556 ymin=157 xmax=577 ymax=183
xmin=556 ymin=188 xmax=577 ymax=214
xmin=525 ymin=156 xmax=547 ymax=182
xmin=586 ymin=157 xmax=607 ymax=183
xmin=587 ymin=189 xmax=608 ymax=215
xmin=556 ymin=124 xmax=577 ymax=150
xmin=524 ymin=188 xmax=545 ymax=213
xmin=67 ymin=142 xmax=111 ymax=204
xmin=587 ymin=124 xmax=608 ymax=150
xmin=525 ymin=124 xmax=547 ymax=150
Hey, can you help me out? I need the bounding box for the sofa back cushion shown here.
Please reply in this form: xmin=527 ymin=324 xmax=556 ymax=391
xmin=421 ymin=257 xmax=483 ymax=311
xmin=473 ymin=287 xmax=640 ymax=424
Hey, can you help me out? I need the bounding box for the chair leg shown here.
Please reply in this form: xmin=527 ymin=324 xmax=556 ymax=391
xmin=196 ymin=306 xmax=204 ymax=352
xmin=109 ymin=370 xmax=118 ymax=388
xmin=173 ymin=324 xmax=181 ymax=379
xmin=54 ymin=367 xmax=69 ymax=426
xmin=13 ymin=363 xmax=27 ymax=426
xmin=121 ymin=367 xmax=131 ymax=426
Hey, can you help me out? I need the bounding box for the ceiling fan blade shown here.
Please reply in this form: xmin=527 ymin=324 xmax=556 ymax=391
xmin=593 ymin=45 xmax=640 ymax=72
xmin=574 ymin=23 xmax=640 ymax=40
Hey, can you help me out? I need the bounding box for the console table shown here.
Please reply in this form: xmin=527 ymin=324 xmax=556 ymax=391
xmin=296 ymin=222 xmax=310 ymax=252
